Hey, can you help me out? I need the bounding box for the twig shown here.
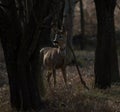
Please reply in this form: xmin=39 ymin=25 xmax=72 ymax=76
xmin=68 ymin=43 xmax=89 ymax=90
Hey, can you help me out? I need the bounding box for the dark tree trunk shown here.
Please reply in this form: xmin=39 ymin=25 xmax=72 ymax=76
xmin=0 ymin=0 xmax=52 ymax=111
xmin=16 ymin=16 xmax=42 ymax=110
xmin=0 ymin=0 xmax=65 ymax=111
xmin=79 ymin=0 xmax=85 ymax=50
xmin=94 ymin=0 xmax=120 ymax=89
xmin=0 ymin=1 xmax=22 ymax=109
xmin=63 ymin=0 xmax=75 ymax=64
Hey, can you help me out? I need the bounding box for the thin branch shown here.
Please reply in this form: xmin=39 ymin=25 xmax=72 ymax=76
xmin=68 ymin=43 xmax=89 ymax=90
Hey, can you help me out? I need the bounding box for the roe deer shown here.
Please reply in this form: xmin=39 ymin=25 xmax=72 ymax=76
xmin=40 ymin=30 xmax=67 ymax=87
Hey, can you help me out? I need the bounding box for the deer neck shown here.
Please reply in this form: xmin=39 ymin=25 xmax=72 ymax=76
xmin=58 ymin=46 xmax=66 ymax=57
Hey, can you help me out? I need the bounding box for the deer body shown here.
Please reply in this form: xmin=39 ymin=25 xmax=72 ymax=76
xmin=40 ymin=31 xmax=67 ymax=86
xmin=44 ymin=48 xmax=65 ymax=68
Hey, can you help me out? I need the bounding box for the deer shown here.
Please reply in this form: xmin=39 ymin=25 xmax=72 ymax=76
xmin=40 ymin=30 xmax=67 ymax=87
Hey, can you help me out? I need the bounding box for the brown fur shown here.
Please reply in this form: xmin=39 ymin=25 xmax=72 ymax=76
xmin=40 ymin=32 xmax=67 ymax=87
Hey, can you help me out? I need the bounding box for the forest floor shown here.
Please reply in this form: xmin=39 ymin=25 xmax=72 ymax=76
xmin=0 ymin=51 xmax=120 ymax=112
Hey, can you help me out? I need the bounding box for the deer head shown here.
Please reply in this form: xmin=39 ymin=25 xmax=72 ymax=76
xmin=53 ymin=29 xmax=67 ymax=49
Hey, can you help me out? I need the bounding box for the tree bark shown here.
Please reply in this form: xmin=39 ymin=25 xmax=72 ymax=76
xmin=94 ymin=0 xmax=120 ymax=89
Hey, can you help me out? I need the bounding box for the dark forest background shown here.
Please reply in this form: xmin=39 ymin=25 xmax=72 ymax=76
xmin=0 ymin=0 xmax=120 ymax=112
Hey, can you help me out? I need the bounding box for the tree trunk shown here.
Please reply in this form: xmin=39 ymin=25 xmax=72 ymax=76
xmin=94 ymin=0 xmax=119 ymax=89
xmin=79 ymin=0 xmax=85 ymax=50
xmin=0 ymin=1 xmax=22 ymax=109
xmin=0 ymin=0 xmax=52 ymax=111
xmin=0 ymin=0 xmax=65 ymax=111
xmin=63 ymin=0 xmax=75 ymax=64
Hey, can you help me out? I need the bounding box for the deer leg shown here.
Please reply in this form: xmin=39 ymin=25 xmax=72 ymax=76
xmin=61 ymin=68 xmax=67 ymax=86
xmin=47 ymin=71 xmax=52 ymax=86
xmin=53 ymin=69 xmax=56 ymax=87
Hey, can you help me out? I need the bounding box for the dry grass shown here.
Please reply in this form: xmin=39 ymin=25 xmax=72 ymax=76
xmin=43 ymin=66 xmax=120 ymax=112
